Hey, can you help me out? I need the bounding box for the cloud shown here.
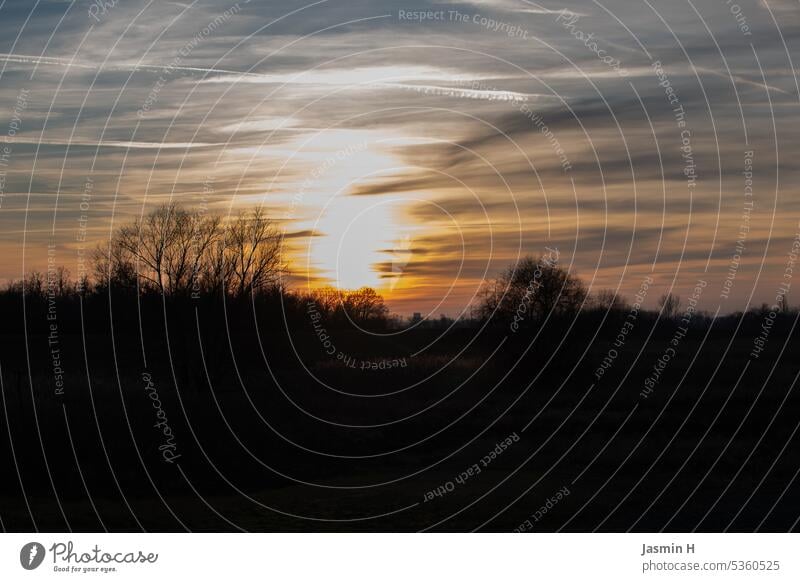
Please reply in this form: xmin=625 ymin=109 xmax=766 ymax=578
xmin=0 ymin=0 xmax=798 ymax=312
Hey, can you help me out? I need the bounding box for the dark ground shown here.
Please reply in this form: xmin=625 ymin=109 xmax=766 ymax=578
xmin=1 ymin=292 xmax=798 ymax=532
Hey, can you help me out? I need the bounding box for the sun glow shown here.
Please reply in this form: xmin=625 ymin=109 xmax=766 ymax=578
xmin=273 ymin=129 xmax=420 ymax=292
xmin=313 ymin=199 xmax=402 ymax=290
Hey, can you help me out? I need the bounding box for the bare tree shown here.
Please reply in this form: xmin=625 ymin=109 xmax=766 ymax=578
xmin=45 ymin=266 xmax=74 ymax=297
xmin=25 ymin=271 xmax=45 ymax=297
xmin=93 ymin=235 xmax=137 ymax=290
xmin=343 ymin=287 xmax=388 ymax=321
xmin=224 ymin=208 xmax=284 ymax=297
xmin=94 ymin=204 xmax=284 ymax=298
xmin=115 ymin=204 xmax=178 ymax=293
xmin=303 ymin=285 xmax=388 ymax=324
xmin=162 ymin=210 xmax=221 ymax=296
xmin=306 ymin=286 xmax=342 ymax=317
xmin=591 ymin=289 xmax=629 ymax=312
xmin=658 ymin=292 xmax=681 ymax=319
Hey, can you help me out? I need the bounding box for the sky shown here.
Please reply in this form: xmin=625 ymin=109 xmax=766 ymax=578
xmin=0 ymin=0 xmax=799 ymax=316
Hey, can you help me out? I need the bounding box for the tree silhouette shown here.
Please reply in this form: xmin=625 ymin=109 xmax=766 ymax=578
xmin=343 ymin=286 xmax=388 ymax=322
xmin=477 ymin=255 xmax=586 ymax=325
xmin=591 ymin=288 xmax=629 ymax=312
xmin=658 ymin=292 xmax=681 ymax=319
xmin=303 ymin=285 xmax=388 ymax=326
xmin=94 ymin=204 xmax=284 ymax=298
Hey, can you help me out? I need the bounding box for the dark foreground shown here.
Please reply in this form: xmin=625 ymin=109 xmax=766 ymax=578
xmin=1 ymin=293 xmax=798 ymax=532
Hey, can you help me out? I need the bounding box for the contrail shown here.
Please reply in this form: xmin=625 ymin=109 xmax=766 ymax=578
xmin=0 ymin=52 xmax=263 ymax=78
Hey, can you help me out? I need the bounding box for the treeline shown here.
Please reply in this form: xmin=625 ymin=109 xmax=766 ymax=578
xmin=476 ymin=253 xmax=797 ymax=336
xmin=2 ymin=204 xmax=396 ymax=335
xmin=2 ymin=203 xmax=797 ymax=331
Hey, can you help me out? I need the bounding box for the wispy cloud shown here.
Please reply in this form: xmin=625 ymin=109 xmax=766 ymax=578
xmin=0 ymin=0 xmax=798 ymax=312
